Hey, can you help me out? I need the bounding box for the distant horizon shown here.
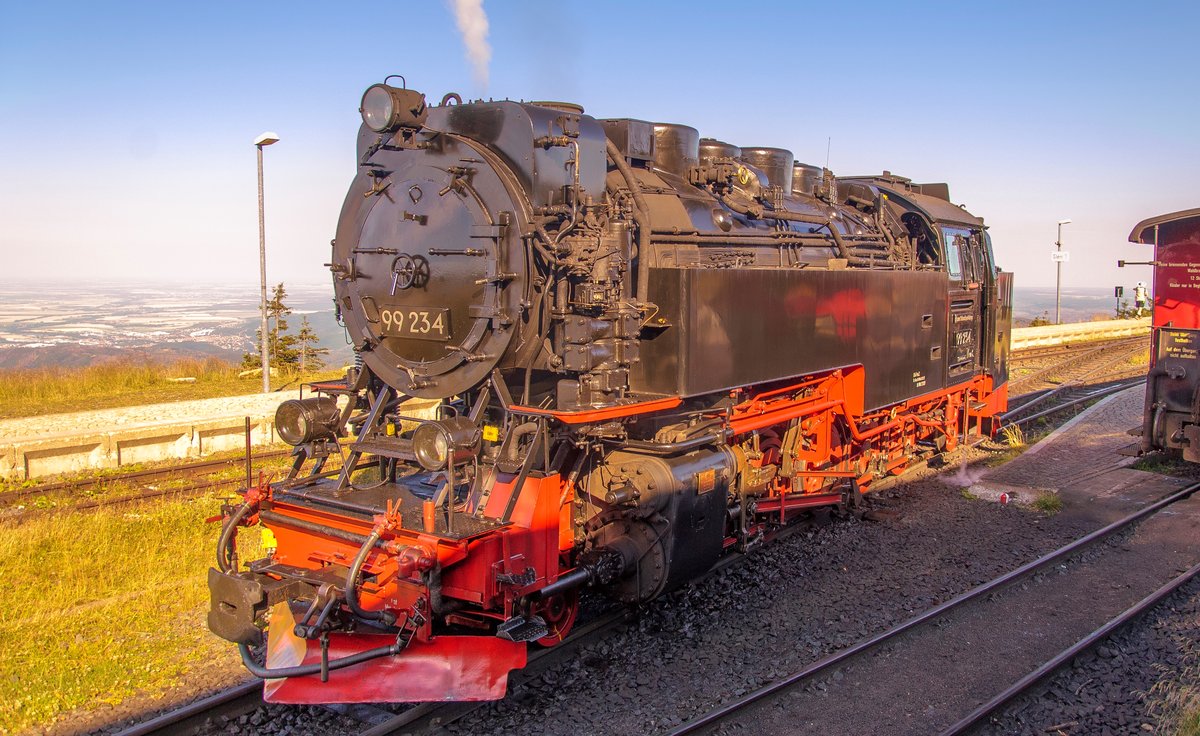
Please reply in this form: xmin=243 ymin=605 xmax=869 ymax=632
xmin=0 ymin=279 xmax=1147 ymax=292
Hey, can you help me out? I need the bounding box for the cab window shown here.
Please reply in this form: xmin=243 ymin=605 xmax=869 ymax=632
xmin=941 ymin=226 xmax=968 ymax=280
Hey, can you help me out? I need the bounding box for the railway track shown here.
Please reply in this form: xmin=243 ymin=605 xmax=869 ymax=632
xmin=112 ymin=681 xmax=263 ymax=736
xmin=940 ymin=562 xmax=1200 ymax=735
xmin=663 ymin=481 xmax=1200 ymax=735
xmin=1010 ymin=336 xmax=1147 ymax=393
xmin=356 ymin=607 xmax=633 ymax=736
xmin=1009 ymin=333 xmax=1147 ymax=365
xmin=1001 ymin=377 xmax=1146 ymax=429
xmin=110 ymin=611 xmax=631 ymax=736
xmin=0 ymin=451 xmax=299 ymax=519
xmin=0 ymin=450 xmax=290 ymax=508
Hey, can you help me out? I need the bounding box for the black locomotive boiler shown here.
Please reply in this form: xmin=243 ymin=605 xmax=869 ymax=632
xmin=208 ymin=79 xmax=1012 ymax=702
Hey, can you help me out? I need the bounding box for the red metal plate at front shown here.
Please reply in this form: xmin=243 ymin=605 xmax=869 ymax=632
xmin=262 ymin=634 xmax=527 ymax=703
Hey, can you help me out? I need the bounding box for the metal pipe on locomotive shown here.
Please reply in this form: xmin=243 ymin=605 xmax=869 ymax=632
xmin=208 ymin=78 xmax=1012 ymax=702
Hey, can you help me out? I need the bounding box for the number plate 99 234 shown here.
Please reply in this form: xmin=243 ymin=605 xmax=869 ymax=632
xmin=379 ymin=307 xmax=450 ymax=341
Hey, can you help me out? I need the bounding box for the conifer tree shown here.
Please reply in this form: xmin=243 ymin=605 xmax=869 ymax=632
xmin=296 ymin=316 xmax=329 ymax=376
xmin=242 ymin=282 xmax=301 ymax=372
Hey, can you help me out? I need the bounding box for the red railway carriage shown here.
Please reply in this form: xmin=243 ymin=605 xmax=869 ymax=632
xmin=1131 ymin=208 xmax=1200 ymax=459
xmin=207 ymin=80 xmax=1011 ymax=703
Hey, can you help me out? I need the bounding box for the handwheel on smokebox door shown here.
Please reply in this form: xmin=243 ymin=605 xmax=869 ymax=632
xmin=532 ymin=590 xmax=579 ymax=647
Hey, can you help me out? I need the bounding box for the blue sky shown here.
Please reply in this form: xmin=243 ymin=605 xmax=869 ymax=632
xmin=1 ymin=1 xmax=1196 ymax=290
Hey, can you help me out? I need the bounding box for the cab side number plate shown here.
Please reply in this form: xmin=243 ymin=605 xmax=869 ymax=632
xmin=380 ymin=307 xmax=450 ymax=341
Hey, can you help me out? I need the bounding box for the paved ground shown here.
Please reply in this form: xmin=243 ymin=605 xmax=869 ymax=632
xmin=0 ymin=391 xmax=302 ymax=442
xmin=973 ymin=386 xmax=1172 ymax=509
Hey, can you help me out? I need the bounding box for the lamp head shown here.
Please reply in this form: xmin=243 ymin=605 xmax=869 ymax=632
xmin=254 ymin=131 xmax=280 ymax=147
xmin=1057 ymin=218 xmax=1072 ymax=225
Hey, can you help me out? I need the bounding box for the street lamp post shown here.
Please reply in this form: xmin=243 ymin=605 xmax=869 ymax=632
xmin=1054 ymin=218 xmax=1072 ymax=324
xmin=254 ymin=131 xmax=280 ymax=393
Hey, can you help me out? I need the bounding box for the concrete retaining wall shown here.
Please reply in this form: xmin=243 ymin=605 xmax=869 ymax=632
xmin=0 ymin=397 xmax=440 ymax=482
xmin=1011 ymin=318 xmax=1151 ymax=350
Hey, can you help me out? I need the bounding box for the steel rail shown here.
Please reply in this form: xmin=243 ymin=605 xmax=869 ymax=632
xmin=665 ymin=480 xmax=1200 ymax=736
xmin=1009 ymin=335 xmax=1145 ymax=363
xmin=1010 ymin=337 xmax=1145 ymax=391
xmin=1002 ymin=378 xmax=1146 ymax=427
xmin=111 ymin=680 xmax=262 ymax=736
xmin=357 ymin=514 xmax=829 ymax=736
xmin=0 ymin=450 xmax=290 ymax=505
xmin=938 ymin=560 xmax=1200 ymax=736
xmin=357 ymin=609 xmax=630 ymax=736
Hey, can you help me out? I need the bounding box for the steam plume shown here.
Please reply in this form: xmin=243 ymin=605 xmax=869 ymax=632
xmin=451 ymin=0 xmax=491 ymax=89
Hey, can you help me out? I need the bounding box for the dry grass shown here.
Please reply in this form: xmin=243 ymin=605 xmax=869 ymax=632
xmin=1000 ymin=423 xmax=1026 ymax=448
xmin=0 ymin=357 xmax=344 ymax=419
xmin=0 ymin=357 xmax=247 ymax=419
xmin=1148 ymin=622 xmax=1200 ymax=736
xmin=1127 ymin=348 xmax=1152 ymax=367
xmin=0 ymin=496 xmax=262 ymax=733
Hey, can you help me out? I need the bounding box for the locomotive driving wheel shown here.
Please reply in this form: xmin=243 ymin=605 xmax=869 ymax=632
xmin=532 ymin=590 xmax=579 ymax=647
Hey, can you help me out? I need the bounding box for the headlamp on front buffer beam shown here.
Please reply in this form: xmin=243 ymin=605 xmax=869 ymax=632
xmin=412 ymin=416 xmax=480 ymax=471
xmin=275 ymin=397 xmax=341 ymax=446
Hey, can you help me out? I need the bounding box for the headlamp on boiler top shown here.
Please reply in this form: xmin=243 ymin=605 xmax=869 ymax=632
xmin=359 ymin=83 xmax=429 ymax=133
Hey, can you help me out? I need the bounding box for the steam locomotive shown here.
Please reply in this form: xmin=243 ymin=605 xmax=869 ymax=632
xmin=208 ymin=78 xmax=1011 ymax=702
xmin=1130 ymin=207 xmax=1200 ymax=459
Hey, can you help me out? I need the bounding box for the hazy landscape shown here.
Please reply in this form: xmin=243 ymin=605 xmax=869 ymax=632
xmin=0 ymin=282 xmax=353 ymax=370
xmin=0 ymin=282 xmax=1133 ymax=372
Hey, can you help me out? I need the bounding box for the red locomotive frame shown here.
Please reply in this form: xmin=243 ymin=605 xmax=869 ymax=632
xmin=217 ymin=367 xmax=1002 ymax=702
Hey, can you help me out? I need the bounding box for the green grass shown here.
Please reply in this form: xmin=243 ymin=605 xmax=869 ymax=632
xmin=1131 ymin=450 xmax=1196 ymax=478
xmin=0 ymin=496 xmax=262 ymax=733
xmin=1180 ymin=709 xmax=1200 ymax=736
xmin=1151 ymin=664 xmax=1200 ymax=735
xmin=0 ymin=357 xmax=343 ymax=419
xmin=1031 ymin=492 xmax=1063 ymax=514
